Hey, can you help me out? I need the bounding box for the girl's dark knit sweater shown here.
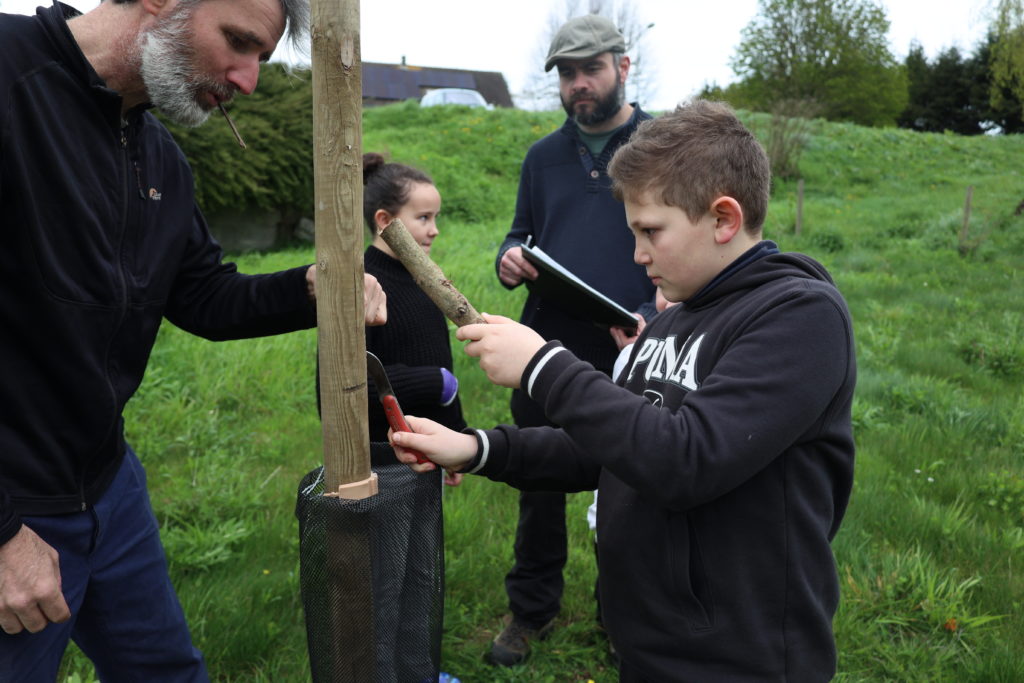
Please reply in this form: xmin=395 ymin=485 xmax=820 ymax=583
xmin=363 ymin=246 xmax=466 ymax=447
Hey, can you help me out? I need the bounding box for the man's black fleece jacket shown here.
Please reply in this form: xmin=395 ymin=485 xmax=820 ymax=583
xmin=0 ymin=4 xmax=316 ymax=543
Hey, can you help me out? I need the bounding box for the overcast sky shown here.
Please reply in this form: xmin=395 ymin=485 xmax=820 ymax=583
xmin=1 ymin=0 xmax=993 ymax=110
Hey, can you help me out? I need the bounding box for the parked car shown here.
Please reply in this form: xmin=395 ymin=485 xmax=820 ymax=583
xmin=420 ymin=88 xmax=493 ymax=109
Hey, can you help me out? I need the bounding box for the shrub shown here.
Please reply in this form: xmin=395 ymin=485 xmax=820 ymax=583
xmin=765 ymin=98 xmax=821 ymax=180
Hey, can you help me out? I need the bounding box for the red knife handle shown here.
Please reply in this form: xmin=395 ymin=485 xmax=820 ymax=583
xmin=381 ymin=394 xmax=429 ymax=464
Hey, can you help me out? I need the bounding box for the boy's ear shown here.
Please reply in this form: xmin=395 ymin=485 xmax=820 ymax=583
xmin=373 ymin=209 xmax=393 ymax=232
xmin=710 ymin=196 xmax=744 ymax=245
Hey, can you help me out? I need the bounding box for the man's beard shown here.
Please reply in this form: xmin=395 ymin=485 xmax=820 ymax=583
xmin=138 ymin=6 xmax=234 ymax=127
xmin=562 ymin=71 xmax=625 ymax=126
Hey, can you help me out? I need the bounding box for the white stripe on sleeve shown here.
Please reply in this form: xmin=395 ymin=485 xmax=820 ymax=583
xmin=466 ymin=429 xmax=490 ymax=474
xmin=526 ymin=346 xmax=567 ymax=398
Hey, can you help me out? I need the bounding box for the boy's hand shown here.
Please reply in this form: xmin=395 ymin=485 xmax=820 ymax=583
xmin=389 ymin=415 xmax=477 ymax=473
xmin=457 ymin=313 xmax=546 ymax=389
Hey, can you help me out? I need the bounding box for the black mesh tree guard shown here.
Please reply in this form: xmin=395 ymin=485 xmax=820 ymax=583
xmin=296 ymin=446 xmax=444 ymax=683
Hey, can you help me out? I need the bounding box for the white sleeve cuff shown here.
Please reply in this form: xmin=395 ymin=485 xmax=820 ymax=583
xmin=466 ymin=429 xmax=490 ymax=474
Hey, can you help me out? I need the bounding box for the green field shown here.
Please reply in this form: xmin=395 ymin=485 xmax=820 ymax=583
xmin=60 ymin=103 xmax=1023 ymax=682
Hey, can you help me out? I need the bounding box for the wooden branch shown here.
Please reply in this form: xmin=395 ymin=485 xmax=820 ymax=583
xmin=217 ymin=103 xmax=246 ymax=149
xmin=379 ymin=218 xmax=485 ymax=327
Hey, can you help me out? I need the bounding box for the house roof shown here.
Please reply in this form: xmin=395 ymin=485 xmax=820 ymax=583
xmin=362 ymin=62 xmax=514 ymax=108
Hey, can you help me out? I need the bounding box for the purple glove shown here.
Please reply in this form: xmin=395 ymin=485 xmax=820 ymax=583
xmin=440 ymin=368 xmax=459 ymax=406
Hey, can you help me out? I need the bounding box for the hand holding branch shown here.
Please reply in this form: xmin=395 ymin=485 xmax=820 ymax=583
xmin=456 ymin=313 xmax=547 ymax=389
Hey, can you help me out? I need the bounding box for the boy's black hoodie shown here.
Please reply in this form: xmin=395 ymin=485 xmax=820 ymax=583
xmin=471 ymin=245 xmax=856 ymax=681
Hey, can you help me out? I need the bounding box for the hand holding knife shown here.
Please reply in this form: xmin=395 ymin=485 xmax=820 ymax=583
xmin=366 ymin=351 xmax=430 ymax=464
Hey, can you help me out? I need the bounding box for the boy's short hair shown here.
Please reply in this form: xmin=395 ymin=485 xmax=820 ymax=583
xmin=608 ymin=99 xmax=771 ymax=234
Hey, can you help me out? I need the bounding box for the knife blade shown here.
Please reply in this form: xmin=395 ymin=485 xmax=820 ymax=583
xmin=366 ymin=351 xmax=429 ymax=464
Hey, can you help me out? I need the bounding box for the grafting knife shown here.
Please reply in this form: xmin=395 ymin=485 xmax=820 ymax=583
xmin=366 ymin=351 xmax=429 ymax=464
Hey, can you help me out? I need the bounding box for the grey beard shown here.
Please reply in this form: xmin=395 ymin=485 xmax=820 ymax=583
xmin=138 ymin=8 xmax=212 ymax=127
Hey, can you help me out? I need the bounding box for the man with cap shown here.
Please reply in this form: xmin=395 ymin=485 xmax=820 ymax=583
xmin=491 ymin=13 xmax=656 ymax=667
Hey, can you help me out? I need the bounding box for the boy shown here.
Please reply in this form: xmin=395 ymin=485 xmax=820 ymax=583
xmin=391 ymin=100 xmax=856 ymax=682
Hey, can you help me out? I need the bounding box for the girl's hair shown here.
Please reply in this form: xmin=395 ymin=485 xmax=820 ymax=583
xmin=362 ymin=153 xmax=433 ymax=232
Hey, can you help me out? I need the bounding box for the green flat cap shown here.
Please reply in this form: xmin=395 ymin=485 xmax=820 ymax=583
xmin=544 ymin=14 xmax=626 ymax=72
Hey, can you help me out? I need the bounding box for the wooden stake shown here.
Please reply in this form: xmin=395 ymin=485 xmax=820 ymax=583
xmin=309 ymin=0 xmax=377 ymax=678
xmin=311 ymin=0 xmax=371 ymax=495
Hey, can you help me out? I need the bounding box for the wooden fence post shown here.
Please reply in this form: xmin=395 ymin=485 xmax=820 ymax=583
xmin=959 ymin=185 xmax=974 ymax=254
xmin=795 ymin=178 xmax=804 ymax=236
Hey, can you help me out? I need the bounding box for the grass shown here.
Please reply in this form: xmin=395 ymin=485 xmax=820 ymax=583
xmin=58 ymin=104 xmax=1023 ymax=681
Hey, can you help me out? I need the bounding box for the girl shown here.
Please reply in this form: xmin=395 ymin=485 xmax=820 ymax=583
xmin=360 ymin=153 xmax=466 ymax=465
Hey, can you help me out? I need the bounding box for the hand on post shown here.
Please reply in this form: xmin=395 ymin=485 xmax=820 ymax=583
xmin=304 ymin=267 xmax=387 ymax=327
xmin=362 ymin=273 xmax=387 ymax=326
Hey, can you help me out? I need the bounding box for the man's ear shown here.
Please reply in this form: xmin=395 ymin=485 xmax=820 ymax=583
xmin=373 ymin=209 xmax=393 ymax=232
xmin=617 ymin=54 xmax=632 ymax=83
xmin=710 ymin=196 xmax=744 ymax=245
xmin=140 ymin=0 xmax=174 ymax=17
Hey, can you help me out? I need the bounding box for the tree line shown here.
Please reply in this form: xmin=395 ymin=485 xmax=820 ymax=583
xmin=695 ymin=0 xmax=1024 ymax=134
xmin=165 ymin=0 xmax=1024 ymax=221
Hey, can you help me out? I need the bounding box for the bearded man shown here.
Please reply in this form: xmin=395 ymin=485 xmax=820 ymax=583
xmin=0 ymin=1 xmax=386 ymax=679
xmin=489 ymin=14 xmax=656 ymax=668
